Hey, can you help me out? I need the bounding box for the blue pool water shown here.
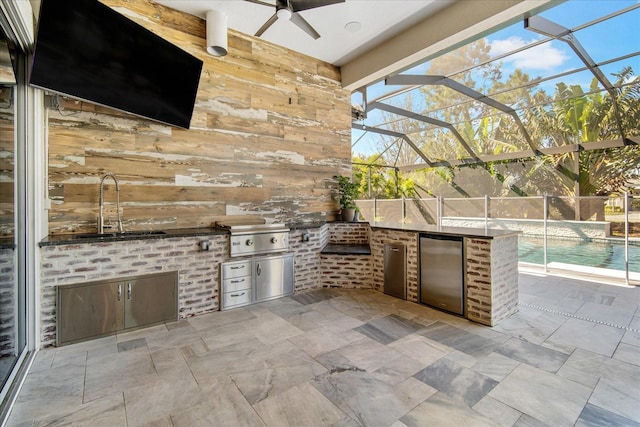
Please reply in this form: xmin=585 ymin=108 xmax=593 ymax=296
xmin=518 ymin=236 xmax=639 ymax=272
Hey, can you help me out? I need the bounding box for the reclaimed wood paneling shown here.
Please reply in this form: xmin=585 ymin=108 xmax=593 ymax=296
xmin=0 ymin=89 xmax=14 ymax=236
xmin=46 ymin=0 xmax=351 ymax=234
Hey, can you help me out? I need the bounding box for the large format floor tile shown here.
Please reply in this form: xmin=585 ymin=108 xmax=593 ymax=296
xmin=488 ymin=364 xmax=592 ymax=427
xmin=401 ymin=392 xmax=502 ymax=427
xmin=547 ymin=318 xmax=626 ymax=357
xmin=7 ymin=273 xmax=639 ymax=427
xmin=413 ymin=358 xmax=498 ymax=407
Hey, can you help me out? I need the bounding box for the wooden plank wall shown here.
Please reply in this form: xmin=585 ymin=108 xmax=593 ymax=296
xmin=0 ymin=86 xmax=14 ymax=236
xmin=47 ymin=0 xmax=352 ymax=234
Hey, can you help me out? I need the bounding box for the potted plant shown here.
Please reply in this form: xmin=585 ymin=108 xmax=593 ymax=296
xmin=335 ymin=175 xmax=360 ymax=221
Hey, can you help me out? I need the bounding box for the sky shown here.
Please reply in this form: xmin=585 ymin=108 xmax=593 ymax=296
xmin=352 ymin=0 xmax=640 ymax=158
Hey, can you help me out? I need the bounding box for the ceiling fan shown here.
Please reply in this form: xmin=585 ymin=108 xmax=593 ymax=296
xmin=245 ymin=0 xmax=345 ymax=40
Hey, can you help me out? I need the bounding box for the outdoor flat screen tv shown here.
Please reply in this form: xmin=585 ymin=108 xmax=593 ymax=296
xmin=30 ymin=0 xmax=203 ymax=129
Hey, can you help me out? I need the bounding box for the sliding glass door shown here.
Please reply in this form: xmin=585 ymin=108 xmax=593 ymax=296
xmin=0 ymin=1 xmax=37 ymax=414
xmin=0 ymin=29 xmax=22 ymax=393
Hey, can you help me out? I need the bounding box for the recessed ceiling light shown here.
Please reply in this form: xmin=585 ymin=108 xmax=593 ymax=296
xmin=344 ymin=21 xmax=362 ymax=33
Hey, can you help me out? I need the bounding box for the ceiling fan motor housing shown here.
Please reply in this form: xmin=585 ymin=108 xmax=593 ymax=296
xmin=250 ymin=0 xmax=345 ymax=39
xmin=276 ymin=0 xmax=292 ymax=12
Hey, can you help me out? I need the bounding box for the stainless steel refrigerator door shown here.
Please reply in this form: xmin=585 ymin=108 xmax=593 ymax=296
xmin=420 ymin=236 xmax=464 ymax=315
xmin=384 ymin=243 xmax=406 ymax=299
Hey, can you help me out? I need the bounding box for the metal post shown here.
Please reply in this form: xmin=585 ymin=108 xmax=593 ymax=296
xmin=573 ymin=144 xmax=581 ymax=221
xmin=438 ymin=196 xmax=443 ymax=228
xmin=401 ymin=195 xmax=405 ymax=223
xmin=543 ymin=193 xmax=548 ymax=272
xmin=625 ymin=192 xmax=629 ymax=285
xmin=373 ymin=197 xmax=377 ymax=224
xmin=484 ymin=194 xmax=489 ymax=230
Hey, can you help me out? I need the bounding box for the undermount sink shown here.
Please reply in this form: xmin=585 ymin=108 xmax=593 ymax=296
xmin=71 ymin=231 xmax=167 ymax=239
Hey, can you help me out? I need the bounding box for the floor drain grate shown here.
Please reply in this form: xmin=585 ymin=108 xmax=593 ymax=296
xmin=520 ymin=303 xmax=639 ymax=333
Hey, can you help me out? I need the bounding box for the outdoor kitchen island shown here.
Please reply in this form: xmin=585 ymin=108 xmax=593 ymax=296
xmin=366 ymin=221 xmax=520 ymax=327
xmin=37 ymin=220 xmax=519 ymax=347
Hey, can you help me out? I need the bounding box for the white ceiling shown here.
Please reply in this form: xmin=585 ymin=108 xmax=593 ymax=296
xmin=154 ymin=0 xmax=454 ymax=66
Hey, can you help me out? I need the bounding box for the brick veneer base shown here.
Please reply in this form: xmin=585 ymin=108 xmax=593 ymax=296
xmin=39 ymin=236 xmax=226 ymax=347
xmin=290 ymin=226 xmax=329 ymax=293
xmin=38 ymin=223 xmax=519 ymax=347
xmin=321 ymin=222 xmax=371 ymax=290
xmin=465 ymin=236 xmax=519 ymax=326
xmin=320 ymin=255 xmax=372 ymax=289
xmin=39 ymin=226 xmax=331 ymax=348
xmin=370 ymin=228 xmax=419 ymax=302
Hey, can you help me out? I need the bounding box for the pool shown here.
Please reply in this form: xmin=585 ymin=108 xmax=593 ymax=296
xmin=518 ymin=236 xmax=640 ymax=272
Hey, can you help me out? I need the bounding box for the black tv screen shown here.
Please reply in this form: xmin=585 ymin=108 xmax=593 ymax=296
xmin=30 ymin=0 xmax=203 ymax=129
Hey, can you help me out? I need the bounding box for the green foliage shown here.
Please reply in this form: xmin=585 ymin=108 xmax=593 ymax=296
xmin=334 ymin=175 xmax=360 ymax=209
xmin=351 ymin=156 xmax=419 ymax=199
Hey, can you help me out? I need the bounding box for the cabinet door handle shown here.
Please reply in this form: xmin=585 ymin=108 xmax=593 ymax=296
xmin=230 ymin=292 xmax=245 ymax=297
xmin=117 ymin=284 xmax=122 ymax=301
xmin=256 ymin=263 xmax=262 ymax=276
xmin=127 ymin=282 xmax=132 ymax=300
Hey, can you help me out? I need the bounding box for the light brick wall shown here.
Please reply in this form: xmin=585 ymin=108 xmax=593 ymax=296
xmin=489 ymin=235 xmax=519 ymax=324
xmin=370 ymin=229 xmax=419 ymax=302
xmin=290 ymin=225 xmax=329 ymax=292
xmin=320 ymin=222 xmax=372 ymax=290
xmin=465 ymin=235 xmax=519 ymax=326
xmin=328 ymin=222 xmax=370 ymax=244
xmin=0 ymin=248 xmax=15 ymax=357
xmin=39 ymin=235 xmax=226 ymax=347
xmin=38 ymin=227 xmax=330 ymax=348
xmin=320 ymin=255 xmax=372 ymax=289
xmin=37 ymin=225 xmax=519 ymax=347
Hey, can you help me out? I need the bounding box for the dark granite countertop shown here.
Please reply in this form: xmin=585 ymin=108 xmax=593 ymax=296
xmin=369 ymin=221 xmax=520 ymax=239
xmin=39 ymin=220 xmax=331 ymax=247
xmin=39 ymin=227 xmax=228 ymax=247
xmin=321 ymin=243 xmax=371 ymax=255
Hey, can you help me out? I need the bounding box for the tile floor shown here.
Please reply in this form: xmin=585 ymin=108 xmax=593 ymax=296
xmin=6 ymin=272 xmax=640 ymax=426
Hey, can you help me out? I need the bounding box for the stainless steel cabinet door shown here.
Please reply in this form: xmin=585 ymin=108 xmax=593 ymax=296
xmin=57 ymin=281 xmax=124 ymax=345
xmin=255 ymin=254 xmax=294 ymax=302
xmin=125 ymin=273 xmax=177 ymax=328
xmin=282 ymin=255 xmax=294 ymax=296
xmin=254 ymin=257 xmax=284 ymax=302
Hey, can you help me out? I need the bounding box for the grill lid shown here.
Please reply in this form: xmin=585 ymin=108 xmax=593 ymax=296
xmin=217 ymin=219 xmax=290 ymax=257
xmin=216 ymin=220 xmax=289 ymax=235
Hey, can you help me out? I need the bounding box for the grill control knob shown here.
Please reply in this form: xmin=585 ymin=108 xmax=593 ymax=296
xmin=270 ymin=237 xmax=278 ymax=244
xmin=245 ymin=239 xmax=254 ymax=246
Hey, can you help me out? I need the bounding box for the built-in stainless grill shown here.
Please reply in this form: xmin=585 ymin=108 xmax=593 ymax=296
xmin=217 ymin=220 xmax=290 ymax=257
xmin=218 ymin=219 xmax=293 ymax=310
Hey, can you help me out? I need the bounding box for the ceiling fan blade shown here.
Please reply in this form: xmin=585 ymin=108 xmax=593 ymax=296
xmin=243 ymin=0 xmax=275 ymax=8
xmin=255 ymin=13 xmax=278 ymax=37
xmin=289 ymin=0 xmax=344 ymax=12
xmin=290 ymin=12 xmax=320 ymax=39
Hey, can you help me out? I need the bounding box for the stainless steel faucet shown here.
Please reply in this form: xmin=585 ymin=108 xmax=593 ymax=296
xmin=98 ymin=173 xmax=124 ymax=234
